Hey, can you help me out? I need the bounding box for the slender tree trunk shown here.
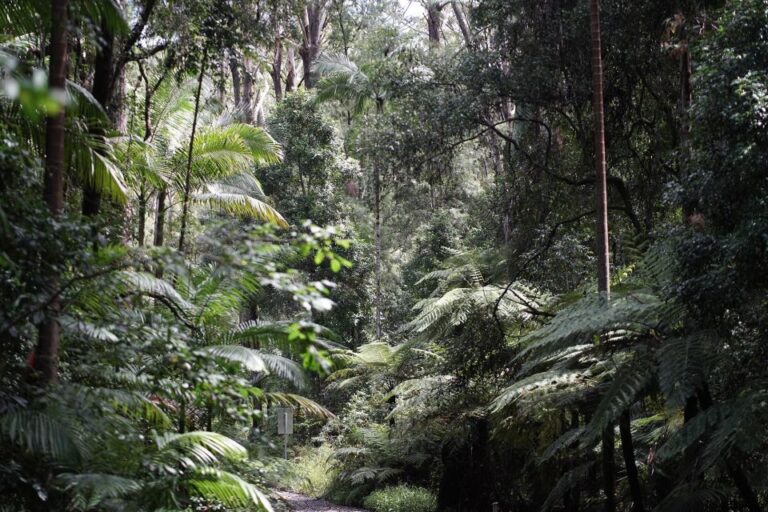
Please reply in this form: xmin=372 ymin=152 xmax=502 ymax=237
xmin=242 ymin=64 xmax=254 ymax=124
xmin=590 ymin=0 xmax=610 ymax=297
xmin=137 ymin=187 xmax=147 ymax=246
xmin=178 ymin=397 xmax=186 ymax=433
xmin=229 ymin=54 xmax=242 ymax=109
xmin=601 ymin=425 xmax=616 ymax=512
xmin=620 ymin=410 xmax=645 ymax=512
xmin=427 ymin=2 xmax=443 ymax=44
xmin=154 ymin=189 xmax=166 ymax=247
xmin=36 ymin=0 xmax=69 ymax=385
xmin=285 ymin=46 xmax=296 ymax=93
xmin=678 ymin=20 xmax=697 ymax=221
xmin=271 ymin=36 xmax=284 ymax=102
xmin=591 ymin=3 xmax=615 ymax=510
xmin=298 ymin=1 xmax=327 ymax=89
xmin=451 ymin=1 xmax=472 ymax=48
xmin=177 ymin=50 xmax=208 ymax=252
xmin=81 ymin=19 xmax=115 ymax=217
xmin=374 ymin=163 xmax=382 ymax=339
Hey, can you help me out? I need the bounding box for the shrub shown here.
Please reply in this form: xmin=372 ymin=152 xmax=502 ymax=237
xmin=283 ymin=444 xmax=338 ymax=497
xmin=362 ymin=485 xmax=437 ymax=512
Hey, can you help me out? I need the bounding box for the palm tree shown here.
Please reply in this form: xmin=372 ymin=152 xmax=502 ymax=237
xmin=315 ymin=52 xmax=388 ymax=339
xmin=121 ymin=77 xmax=287 ymax=251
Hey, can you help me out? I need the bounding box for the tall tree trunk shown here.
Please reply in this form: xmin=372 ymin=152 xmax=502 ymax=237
xmin=82 ymin=19 xmax=115 ymax=217
xmin=601 ymin=425 xmax=616 ymax=512
xmin=229 ymin=54 xmax=242 ymax=109
xmin=137 ymin=186 xmax=147 ymax=246
xmin=286 ymin=46 xmax=297 ymax=93
xmin=451 ymin=1 xmax=472 ymax=48
xmin=374 ymin=163 xmax=382 ymax=340
xmin=271 ymin=36 xmax=284 ymax=101
xmin=678 ymin=18 xmax=697 ymax=221
xmin=590 ymin=0 xmax=610 ymax=297
xmin=591 ymin=3 xmax=615 ymax=511
xmin=426 ymin=2 xmax=443 ymax=44
xmin=177 ymin=50 xmax=208 ymax=252
xmin=154 ymin=189 xmax=167 ymax=247
xmin=242 ymin=64 xmax=254 ymax=124
xmin=620 ymin=410 xmax=645 ymax=512
xmin=36 ymin=0 xmax=69 ymax=385
xmin=298 ymin=1 xmax=327 ymax=89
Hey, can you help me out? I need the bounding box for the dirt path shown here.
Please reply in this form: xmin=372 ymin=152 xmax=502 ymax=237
xmin=275 ymin=490 xmax=367 ymax=512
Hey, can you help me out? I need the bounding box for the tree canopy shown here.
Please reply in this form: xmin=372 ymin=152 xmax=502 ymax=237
xmin=2 ymin=1 xmax=768 ymax=511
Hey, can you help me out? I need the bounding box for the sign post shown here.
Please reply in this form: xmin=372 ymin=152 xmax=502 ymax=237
xmin=276 ymin=407 xmax=294 ymax=459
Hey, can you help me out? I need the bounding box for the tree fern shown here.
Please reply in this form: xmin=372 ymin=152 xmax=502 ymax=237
xmin=583 ymin=357 xmax=655 ymax=443
xmin=657 ymin=333 xmax=718 ymax=408
xmin=540 ymin=462 xmax=594 ymax=512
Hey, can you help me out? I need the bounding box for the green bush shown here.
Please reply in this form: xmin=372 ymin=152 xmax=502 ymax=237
xmin=362 ymin=485 xmax=437 ymax=512
xmin=282 ymin=444 xmax=338 ymax=497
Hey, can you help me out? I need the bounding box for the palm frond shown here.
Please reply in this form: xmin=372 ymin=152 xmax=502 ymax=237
xmin=189 ymin=468 xmax=273 ymax=511
xmin=196 ymin=183 xmax=288 ymax=227
xmin=56 ymin=473 xmax=141 ymax=510
xmin=204 ymin=346 xmax=308 ymax=388
xmin=265 ymin=393 xmax=335 ymax=419
xmin=153 ymin=431 xmax=248 ymax=468
xmin=0 ymin=409 xmax=81 ymax=462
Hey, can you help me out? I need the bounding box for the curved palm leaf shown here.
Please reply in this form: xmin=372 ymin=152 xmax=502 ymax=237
xmin=189 ymin=468 xmax=273 ymax=511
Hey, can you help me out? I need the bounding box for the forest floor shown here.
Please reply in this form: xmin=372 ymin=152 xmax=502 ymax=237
xmin=275 ymin=490 xmax=367 ymax=512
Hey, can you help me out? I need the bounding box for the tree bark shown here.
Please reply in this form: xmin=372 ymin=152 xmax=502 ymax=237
xmin=137 ymin=188 xmax=147 ymax=246
xmin=620 ymin=410 xmax=645 ymax=512
xmin=427 ymin=2 xmax=443 ymax=44
xmin=602 ymin=424 xmax=616 ymax=512
xmin=590 ymin=0 xmax=610 ymax=297
xmin=374 ymin=163 xmax=382 ymax=340
xmin=242 ymin=64 xmax=254 ymax=124
xmin=36 ymin=0 xmax=69 ymax=385
xmin=285 ymin=46 xmax=296 ymax=93
xmin=271 ymin=34 xmax=284 ymax=102
xmin=177 ymin=51 xmax=208 ymax=252
xmin=229 ymin=54 xmax=242 ymax=109
xmin=81 ymin=18 xmax=115 ymax=217
xmin=154 ymin=189 xmax=167 ymax=247
xmin=451 ymin=1 xmax=472 ymax=48
xmin=298 ymin=1 xmax=327 ymax=89
xmin=82 ymin=0 xmax=160 ymax=216
xmin=591 ymin=4 xmax=614 ymax=511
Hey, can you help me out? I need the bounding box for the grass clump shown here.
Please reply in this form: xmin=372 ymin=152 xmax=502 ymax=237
xmin=362 ymin=485 xmax=437 ymax=512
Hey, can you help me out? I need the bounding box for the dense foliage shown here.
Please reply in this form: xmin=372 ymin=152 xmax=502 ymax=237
xmin=2 ymin=0 xmax=768 ymax=511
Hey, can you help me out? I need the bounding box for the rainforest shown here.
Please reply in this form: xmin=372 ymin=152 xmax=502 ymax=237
xmin=1 ymin=1 xmax=768 ymax=511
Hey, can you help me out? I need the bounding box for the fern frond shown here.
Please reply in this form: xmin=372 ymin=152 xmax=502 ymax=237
xmin=540 ymin=462 xmax=593 ymax=511
xmin=265 ymin=393 xmax=335 ymax=419
xmin=657 ymin=333 xmax=718 ymax=408
xmin=583 ymin=358 xmax=655 ymax=443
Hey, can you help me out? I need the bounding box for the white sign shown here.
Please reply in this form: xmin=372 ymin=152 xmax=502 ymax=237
xmin=277 ymin=407 xmax=294 ymax=435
